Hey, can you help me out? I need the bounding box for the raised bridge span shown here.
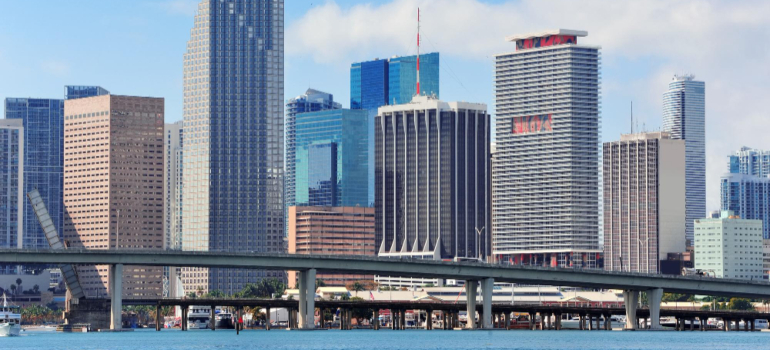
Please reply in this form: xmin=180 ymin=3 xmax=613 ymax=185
xmin=2 ymin=249 xmax=769 ymax=330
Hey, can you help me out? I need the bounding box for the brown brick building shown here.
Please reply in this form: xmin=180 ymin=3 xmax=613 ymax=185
xmin=63 ymin=94 xmax=165 ymax=299
xmin=288 ymin=206 xmax=375 ymax=288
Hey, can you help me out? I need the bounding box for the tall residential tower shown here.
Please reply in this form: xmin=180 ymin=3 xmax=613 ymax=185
xmin=662 ymin=74 xmax=705 ymax=246
xmin=181 ymin=0 xmax=285 ymax=295
xmin=492 ymin=29 xmax=601 ymax=267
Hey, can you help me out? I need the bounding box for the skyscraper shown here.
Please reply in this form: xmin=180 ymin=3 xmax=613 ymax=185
xmin=492 ymin=29 xmax=601 ymax=268
xmin=375 ymin=96 xmax=490 ymax=263
xmin=181 ymin=0 xmax=285 ymax=295
xmin=4 ymin=98 xmax=62 ymax=250
xmin=286 ymin=108 xmax=369 ymax=209
xmin=603 ymin=132 xmax=686 ymax=274
xmin=285 ymin=88 xmax=341 ymax=221
xmin=729 ymin=147 xmax=770 ymax=177
xmin=351 ymin=53 xmax=439 ymax=206
xmin=0 ymin=120 xmax=23 ymax=258
xmin=662 ymin=74 xmax=705 ymax=246
xmin=164 ymin=121 xmax=184 ymax=251
xmin=721 ymin=174 xmax=770 ymax=239
xmin=63 ymin=94 xmax=165 ymax=298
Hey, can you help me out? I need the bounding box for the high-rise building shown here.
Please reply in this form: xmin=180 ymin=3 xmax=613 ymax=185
xmin=287 ymin=206 xmax=375 ymax=287
xmin=603 ymin=132 xmax=686 ymax=274
xmin=492 ymin=29 xmax=601 ymax=268
xmin=694 ymin=211 xmax=763 ymax=280
xmin=720 ymin=173 xmax=770 ymax=239
xmin=662 ymin=74 xmax=705 ymax=246
xmin=65 ymin=86 xmax=109 ymax=100
xmin=285 ymin=89 xmax=341 ymax=229
xmin=3 ymin=87 xmax=109 ymax=253
xmin=164 ymin=121 xmax=184 ymax=251
xmin=0 ymin=120 xmax=23 ymax=258
xmin=181 ymin=0 xmax=285 ymax=295
xmin=63 ymin=94 xmax=165 ymax=298
xmin=351 ymin=53 xmax=440 ymax=206
xmin=729 ymin=147 xmax=770 ymax=177
xmin=164 ymin=121 xmax=184 ymax=298
xmin=4 ymin=98 xmax=63 ymax=251
xmin=763 ymin=239 xmax=770 ymax=280
xmin=286 ymin=108 xmax=369 ymax=210
xmin=375 ymin=95 xmax=490 ymax=262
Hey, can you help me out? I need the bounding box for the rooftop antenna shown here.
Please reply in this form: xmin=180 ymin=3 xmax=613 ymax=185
xmin=416 ymin=7 xmax=421 ymax=97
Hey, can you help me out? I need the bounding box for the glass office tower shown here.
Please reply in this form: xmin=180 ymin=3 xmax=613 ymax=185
xmin=182 ymin=0 xmax=285 ymax=295
xmin=65 ymin=86 xmax=109 ymax=100
xmin=4 ymin=98 xmax=64 ymax=250
xmin=287 ymin=109 xmax=369 ymax=209
xmin=0 ymin=120 xmax=23 ymax=256
xmin=662 ymin=74 xmax=705 ymax=246
xmin=351 ymin=52 xmax=439 ymax=206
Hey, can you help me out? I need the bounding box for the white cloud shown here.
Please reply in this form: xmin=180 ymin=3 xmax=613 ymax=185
xmin=40 ymin=60 xmax=70 ymax=77
xmin=287 ymin=0 xmax=770 ymax=212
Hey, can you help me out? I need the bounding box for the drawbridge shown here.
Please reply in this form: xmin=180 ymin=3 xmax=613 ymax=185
xmin=26 ymin=189 xmax=85 ymax=300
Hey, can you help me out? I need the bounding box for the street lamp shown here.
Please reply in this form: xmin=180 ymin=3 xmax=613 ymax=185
xmin=475 ymin=226 xmax=485 ymax=262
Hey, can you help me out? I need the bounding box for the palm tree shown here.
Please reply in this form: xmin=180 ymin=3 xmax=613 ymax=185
xmin=349 ymin=281 xmax=365 ymax=297
xmin=10 ymin=284 xmax=16 ymax=297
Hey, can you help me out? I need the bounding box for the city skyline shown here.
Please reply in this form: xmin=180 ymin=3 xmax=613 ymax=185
xmin=2 ymin=1 xmax=769 ymax=212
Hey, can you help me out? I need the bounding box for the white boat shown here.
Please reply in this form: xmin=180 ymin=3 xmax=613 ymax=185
xmin=0 ymin=293 xmax=21 ymax=337
xmin=187 ymin=306 xmax=211 ymax=330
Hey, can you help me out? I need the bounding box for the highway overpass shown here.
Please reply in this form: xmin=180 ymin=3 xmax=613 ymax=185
xmin=2 ymin=248 xmax=769 ymax=330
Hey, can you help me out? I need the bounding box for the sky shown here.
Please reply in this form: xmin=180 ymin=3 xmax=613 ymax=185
xmin=1 ymin=0 xmax=769 ymax=212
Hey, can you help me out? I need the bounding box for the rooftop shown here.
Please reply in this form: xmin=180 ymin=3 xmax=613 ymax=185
xmin=506 ymin=29 xmax=588 ymax=42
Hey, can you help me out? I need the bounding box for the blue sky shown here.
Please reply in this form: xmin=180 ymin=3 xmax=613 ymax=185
xmin=1 ymin=0 xmax=769 ymax=211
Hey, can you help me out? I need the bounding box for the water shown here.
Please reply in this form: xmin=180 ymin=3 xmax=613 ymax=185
xmin=6 ymin=329 xmax=768 ymax=350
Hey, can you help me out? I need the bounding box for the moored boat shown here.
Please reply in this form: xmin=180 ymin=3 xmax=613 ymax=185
xmin=0 ymin=293 xmax=21 ymax=337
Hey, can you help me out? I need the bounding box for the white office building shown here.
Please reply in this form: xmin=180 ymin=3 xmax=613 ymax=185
xmin=662 ymin=75 xmax=705 ymax=247
xmin=694 ymin=211 xmax=763 ymax=280
xmin=492 ymin=29 xmax=601 ymax=267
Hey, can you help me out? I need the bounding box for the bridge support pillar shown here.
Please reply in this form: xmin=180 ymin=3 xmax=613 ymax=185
xmin=426 ymin=309 xmax=433 ymax=330
xmin=480 ymin=278 xmax=493 ymax=329
xmin=210 ymin=306 xmax=216 ymax=331
xmin=297 ymin=269 xmax=316 ymax=329
xmin=109 ymin=263 xmax=123 ymax=330
xmin=555 ymin=313 xmax=562 ymax=330
xmin=373 ymin=309 xmax=379 ymax=330
xmin=595 ymin=315 xmax=601 ymax=330
xmin=265 ymin=307 xmax=271 ymax=330
xmin=181 ymin=305 xmax=188 ymax=331
xmin=504 ymin=312 xmax=510 ymax=330
xmin=465 ymin=280 xmax=478 ymax=329
xmin=647 ymin=288 xmax=663 ymax=330
xmin=623 ymin=290 xmax=638 ymax=330
xmin=155 ymin=304 xmax=161 ymax=331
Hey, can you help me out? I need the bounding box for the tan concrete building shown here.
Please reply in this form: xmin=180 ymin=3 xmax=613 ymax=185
xmin=603 ymin=131 xmax=686 ymax=274
xmin=63 ymin=94 xmax=165 ymax=298
xmin=287 ymin=206 xmax=375 ymax=288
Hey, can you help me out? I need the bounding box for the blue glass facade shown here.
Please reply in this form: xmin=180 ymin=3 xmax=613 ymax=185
xmin=4 ymin=98 xmax=64 ymax=250
xmin=288 ymin=109 xmax=369 ymax=210
xmin=307 ymin=143 xmax=337 ymax=206
xmin=64 ymin=86 xmax=109 ymax=100
xmin=351 ymin=53 xmax=440 ymax=206
xmin=721 ymin=173 xmax=770 ymax=239
xmin=0 ymin=120 xmax=23 ymax=254
xmin=182 ymin=0 xmax=285 ymax=295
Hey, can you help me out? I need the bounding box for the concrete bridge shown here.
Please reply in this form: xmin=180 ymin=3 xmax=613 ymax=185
xmin=2 ymin=248 xmax=770 ymax=331
xmin=123 ymin=297 xmax=770 ymax=332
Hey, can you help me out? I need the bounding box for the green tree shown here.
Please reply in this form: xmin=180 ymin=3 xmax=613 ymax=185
xmin=236 ymin=278 xmax=286 ymax=299
xmin=204 ymin=290 xmax=226 ymax=298
xmin=348 ymin=296 xmax=374 ymax=327
xmin=315 ymin=279 xmax=327 ymax=289
xmin=9 ymin=284 xmax=16 ymax=296
xmin=32 ymin=284 xmax=40 ymax=295
xmin=348 ymin=281 xmax=365 ymax=297
xmin=727 ymin=298 xmax=754 ymax=311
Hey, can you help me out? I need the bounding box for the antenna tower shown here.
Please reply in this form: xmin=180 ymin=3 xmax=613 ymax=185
xmin=416 ymin=8 xmax=420 ymax=96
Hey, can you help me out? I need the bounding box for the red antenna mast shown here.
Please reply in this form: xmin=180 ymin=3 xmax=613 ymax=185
xmin=416 ymin=7 xmax=420 ymax=97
